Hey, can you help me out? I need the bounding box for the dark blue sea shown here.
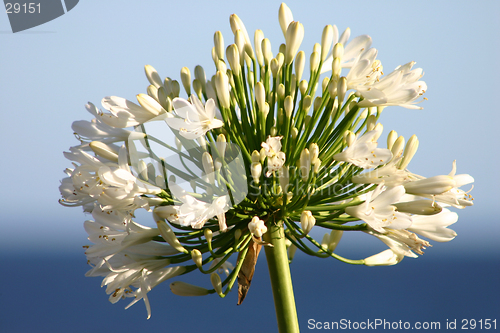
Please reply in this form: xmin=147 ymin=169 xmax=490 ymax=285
xmin=0 ymin=246 xmax=498 ymax=333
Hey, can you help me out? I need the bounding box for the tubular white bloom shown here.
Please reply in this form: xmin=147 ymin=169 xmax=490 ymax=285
xmin=248 ymin=216 xmax=267 ymax=238
xmin=168 ymin=180 xmax=230 ymax=232
xmin=83 ymin=208 xmax=182 ymax=319
xmin=345 ymin=184 xmax=412 ymax=233
xmin=352 ymin=156 xmax=409 ymax=186
xmin=170 ymin=281 xmax=209 ymax=296
xmin=404 ymin=161 xmax=474 ymax=208
xmin=321 ymin=32 xmax=373 ymax=73
xmin=166 ymin=95 xmax=223 ymax=139
xmin=261 ymin=136 xmax=286 ymax=176
xmin=367 ymin=228 xmax=431 ymax=257
xmin=345 ymin=48 xmax=383 ymax=89
xmin=98 ymin=94 xmax=168 ymax=128
xmin=408 ymin=208 xmax=458 ymax=242
xmin=364 ymin=249 xmax=404 ymax=266
xmin=357 ymin=61 xmax=427 ymax=109
xmin=333 ymin=128 xmax=392 ymax=169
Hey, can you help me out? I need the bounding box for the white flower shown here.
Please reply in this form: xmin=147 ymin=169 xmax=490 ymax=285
xmin=404 ymin=160 xmax=474 ymax=208
xmin=321 ymin=29 xmax=373 ymax=72
xmin=166 ymin=95 xmax=223 ymax=139
xmin=168 ymin=180 xmax=230 ymax=231
xmin=357 ymin=61 xmax=427 ymax=109
xmin=345 ymin=48 xmax=383 ymax=89
xmin=83 ymin=208 xmax=182 ymax=319
xmin=345 ymin=184 xmax=412 ymax=233
xmin=367 ymin=228 xmax=431 ymax=257
xmin=352 ymin=156 xmax=409 ymax=186
xmin=261 ymin=136 xmax=286 ymax=176
xmin=248 ymin=216 xmax=267 ymax=238
xmin=333 ymin=128 xmax=392 ymax=169
xmin=98 ymin=94 xmax=168 ymax=128
xmin=408 ymin=208 xmax=458 ymax=242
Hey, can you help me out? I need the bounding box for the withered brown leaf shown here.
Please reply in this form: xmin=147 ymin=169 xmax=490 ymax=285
xmin=236 ymin=238 xmax=262 ymax=305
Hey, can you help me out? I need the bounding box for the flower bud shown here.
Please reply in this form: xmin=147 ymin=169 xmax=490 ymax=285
xmin=226 ymin=44 xmax=241 ymax=76
xmin=156 ymin=220 xmax=187 ymax=253
xmin=284 ymin=95 xmax=294 ymax=118
xmin=328 ymin=78 xmax=337 ymax=97
xmin=194 ymin=65 xmax=206 ymax=92
xmin=262 ymin=38 xmax=273 ymax=66
xmin=251 ymin=150 xmax=261 ymax=163
xmin=312 ymin=158 xmax=321 ymax=174
xmin=216 ymin=134 xmax=227 ymax=159
xmin=400 ymin=134 xmax=419 ymax=170
xmin=310 ymin=51 xmax=320 ymax=72
xmin=337 ymin=76 xmax=347 ymax=104
xmin=279 ymin=166 xmax=289 ymax=193
xmin=332 ymin=42 xmax=344 ymax=60
xmin=278 ymin=83 xmax=285 ymax=101
xmin=204 ymin=228 xmax=213 ymax=244
xmin=285 ymin=21 xmax=304 ymax=65
xmin=300 ymin=148 xmax=311 ymax=181
xmin=279 ymin=2 xmax=294 ymax=36
xmin=214 ymin=31 xmax=225 ymax=61
xmin=138 ymin=160 xmax=148 ymax=180
xmin=192 ymin=79 xmax=203 ymax=98
xmin=202 ymin=152 xmax=215 ymax=184
xmin=391 ymin=136 xmax=405 ymax=158
xmin=300 ymin=210 xmax=315 ymax=235
xmin=234 ymin=30 xmax=245 ymax=63
xmin=170 ymin=281 xmax=209 ymax=296
xmin=291 ymin=127 xmax=298 ymax=139
xmin=144 ymin=65 xmax=163 ymax=88
xmin=332 ymin=57 xmax=342 ymax=78
xmin=215 ymin=71 xmax=230 ymax=109
xmin=394 ymin=200 xmax=442 ymax=215
xmin=313 ymin=96 xmax=322 ymax=113
xmin=309 ymin=143 xmax=319 ymax=161
xmin=344 ymin=130 xmax=355 ymax=147
xmin=191 ymin=249 xmax=203 ymax=269
xmin=270 ymin=58 xmax=281 ymax=78
xmin=89 ymin=141 xmax=119 ymax=162
xmin=230 ymin=14 xmax=251 ymax=52
xmin=364 ymin=249 xmax=404 ymax=266
xmin=211 ymin=273 xmax=223 ymax=296
xmin=321 ymin=25 xmax=334 ymax=61
xmin=254 ymin=29 xmax=265 ymax=66
xmin=248 ymin=216 xmax=267 ymax=238
xmin=387 ymin=130 xmax=398 ymax=151
xmin=251 ymin=162 xmax=262 ymax=184
xmin=322 ymin=77 xmax=330 ymax=93
xmin=180 ymin=67 xmax=191 ymax=96
xmin=328 ymin=230 xmax=343 ymax=252
xmin=299 ymin=80 xmax=308 ymax=96
xmin=234 ymin=229 xmax=242 ymax=241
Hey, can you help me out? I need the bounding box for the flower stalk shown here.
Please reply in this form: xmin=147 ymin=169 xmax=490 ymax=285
xmin=264 ymin=222 xmax=300 ymax=333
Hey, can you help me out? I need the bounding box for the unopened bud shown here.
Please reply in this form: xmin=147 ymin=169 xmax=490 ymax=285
xmin=226 ymin=44 xmax=241 ymax=76
xmin=300 ymin=210 xmax=316 ymax=235
xmin=210 ymin=272 xmax=223 ymax=296
xmin=144 ymin=65 xmax=163 ymax=88
xmin=170 ymin=281 xmax=209 ymax=296
xmin=291 ymin=127 xmax=298 ymax=139
xmin=191 ymin=249 xmax=203 ymax=268
xmin=89 ymin=141 xmax=119 ymax=162
xmin=337 ymin=76 xmax=347 ymax=104
xmin=300 ymin=148 xmax=311 ymax=181
xmin=332 ymin=42 xmax=344 ymax=60
xmin=400 ymin=134 xmax=419 ymax=170
xmin=284 ymin=95 xmax=294 ymax=117
xmin=387 ymin=130 xmax=398 ymax=151
xmin=156 ymin=220 xmax=187 ymax=253
xmin=251 ymin=162 xmax=262 ymax=184
xmin=391 ymin=136 xmax=405 ymax=158
xmin=310 ymin=51 xmax=320 ymax=72
xmin=254 ymin=29 xmax=265 ymax=66
xmin=299 ymin=80 xmax=308 ymax=96
xmin=215 ymin=71 xmax=230 ymax=109
xmin=364 ymin=249 xmax=403 ymax=266
xmin=278 ymin=3 xmax=294 ymax=36
xmin=204 ymin=228 xmax=213 ymax=244
xmin=321 ymin=25 xmax=334 ymax=61
xmin=285 ymin=21 xmax=304 ymax=64
xmin=214 ymin=31 xmax=225 ymax=60
xmin=344 ymin=130 xmax=355 ymax=147
xmin=262 ymin=38 xmax=273 ymax=66
xmin=328 ymin=230 xmax=343 ymax=252
xmin=180 ymin=67 xmax=191 ymax=96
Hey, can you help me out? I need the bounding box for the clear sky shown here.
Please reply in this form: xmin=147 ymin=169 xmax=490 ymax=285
xmin=1 ymin=0 xmax=499 ymax=331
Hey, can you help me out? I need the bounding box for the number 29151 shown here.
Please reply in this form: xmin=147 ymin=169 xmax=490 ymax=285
xmin=5 ymin=3 xmax=41 ymax=14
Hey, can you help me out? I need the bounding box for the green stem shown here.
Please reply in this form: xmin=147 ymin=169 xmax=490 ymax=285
xmin=264 ymin=223 xmax=300 ymax=333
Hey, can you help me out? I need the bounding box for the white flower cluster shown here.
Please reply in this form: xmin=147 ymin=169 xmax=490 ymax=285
xmin=59 ymin=2 xmax=474 ymax=318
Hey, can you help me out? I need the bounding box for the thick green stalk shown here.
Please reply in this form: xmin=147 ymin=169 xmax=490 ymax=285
xmin=264 ymin=223 xmax=300 ymax=333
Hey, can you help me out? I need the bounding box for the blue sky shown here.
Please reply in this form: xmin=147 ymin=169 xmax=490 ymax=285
xmin=1 ymin=1 xmax=499 ymax=331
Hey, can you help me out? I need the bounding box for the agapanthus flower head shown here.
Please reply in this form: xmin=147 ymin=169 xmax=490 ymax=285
xmin=60 ymin=2 xmax=474 ymax=320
